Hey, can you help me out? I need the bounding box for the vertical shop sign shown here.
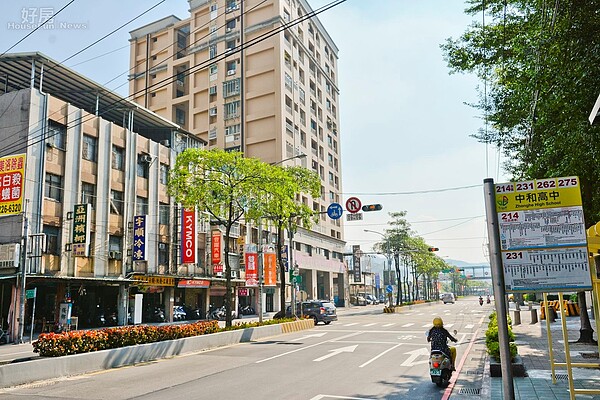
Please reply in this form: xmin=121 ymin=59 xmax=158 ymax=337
xmin=132 ymin=215 xmax=147 ymax=261
xmin=0 ymin=153 xmax=25 ymax=215
xmin=352 ymin=245 xmax=362 ymax=283
xmin=211 ymin=231 xmax=222 ymax=264
xmin=181 ymin=208 xmax=197 ymax=264
xmin=263 ymin=245 xmax=277 ymax=286
xmin=245 ymin=244 xmax=258 ymax=287
xmin=72 ymin=203 xmax=91 ymax=257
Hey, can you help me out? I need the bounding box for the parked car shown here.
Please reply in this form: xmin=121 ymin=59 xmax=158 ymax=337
xmin=441 ymin=293 xmax=456 ymax=304
xmin=287 ymin=300 xmax=337 ymax=325
xmin=365 ymin=294 xmax=379 ymax=305
xmin=351 ymin=295 xmax=367 ymax=306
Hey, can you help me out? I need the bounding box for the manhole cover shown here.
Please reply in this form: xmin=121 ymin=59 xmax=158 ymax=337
xmin=459 ymin=388 xmax=482 ymax=395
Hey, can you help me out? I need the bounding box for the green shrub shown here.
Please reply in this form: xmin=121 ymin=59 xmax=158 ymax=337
xmin=32 ymin=318 xmax=296 ymax=357
xmin=569 ymin=293 xmax=578 ymax=303
xmin=486 ymin=311 xmax=517 ymax=362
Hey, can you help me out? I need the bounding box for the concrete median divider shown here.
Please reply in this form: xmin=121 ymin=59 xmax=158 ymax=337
xmin=0 ymin=319 xmax=313 ymax=389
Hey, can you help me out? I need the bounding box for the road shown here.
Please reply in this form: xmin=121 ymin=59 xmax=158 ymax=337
xmin=0 ymin=299 xmax=491 ymax=400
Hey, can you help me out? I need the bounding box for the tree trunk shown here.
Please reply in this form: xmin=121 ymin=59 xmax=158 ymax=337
xmin=276 ymin=224 xmax=286 ymax=317
xmin=576 ymin=291 xmax=596 ymax=344
xmin=224 ymin=223 xmax=233 ymax=327
xmin=395 ymin=253 xmax=402 ymax=306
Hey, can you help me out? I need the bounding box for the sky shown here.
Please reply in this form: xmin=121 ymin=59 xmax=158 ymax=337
xmin=0 ymin=0 xmax=508 ymax=265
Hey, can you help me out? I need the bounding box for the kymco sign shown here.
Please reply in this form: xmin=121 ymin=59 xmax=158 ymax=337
xmin=181 ymin=208 xmax=197 ymax=264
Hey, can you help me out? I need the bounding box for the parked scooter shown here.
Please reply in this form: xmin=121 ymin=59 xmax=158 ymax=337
xmin=429 ymin=329 xmax=458 ymax=387
xmin=207 ymin=305 xmax=237 ymax=321
xmin=239 ymin=305 xmax=255 ymax=316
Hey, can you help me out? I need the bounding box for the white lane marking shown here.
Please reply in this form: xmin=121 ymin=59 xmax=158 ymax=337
xmin=255 ymin=331 xmax=363 ymax=364
xmin=290 ymin=332 xmax=328 ymax=342
xmin=359 ymin=343 xmax=404 ymax=368
xmin=382 ymin=323 xmax=395 ymax=327
xmin=465 ymin=324 xmax=474 ymax=329
xmin=445 ymin=323 xmax=454 ymax=328
xmin=344 ymin=323 xmax=359 ymax=327
xmin=310 ymin=395 xmax=375 ymax=400
xmin=402 ymin=323 xmax=414 ymax=327
xmin=417 ymin=313 xmax=424 ymax=316
xmin=401 ymin=347 xmax=430 ymax=367
xmin=313 ymin=345 xmax=358 ymax=362
xmin=422 ymin=324 xmax=432 ymax=328
xmin=363 ymin=323 xmax=377 ymax=327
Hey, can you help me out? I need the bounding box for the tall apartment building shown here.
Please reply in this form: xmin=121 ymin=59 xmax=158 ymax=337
xmin=129 ymin=0 xmax=347 ymax=308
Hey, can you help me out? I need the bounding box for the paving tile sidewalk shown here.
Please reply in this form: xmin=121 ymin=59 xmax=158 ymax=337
xmin=452 ymin=303 xmax=600 ymax=399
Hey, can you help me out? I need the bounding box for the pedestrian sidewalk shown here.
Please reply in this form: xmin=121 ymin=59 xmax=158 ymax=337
xmin=451 ymin=303 xmax=600 ymax=399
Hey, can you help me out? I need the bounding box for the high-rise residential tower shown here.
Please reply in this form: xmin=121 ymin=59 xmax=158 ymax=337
xmin=129 ymin=0 xmax=347 ymax=309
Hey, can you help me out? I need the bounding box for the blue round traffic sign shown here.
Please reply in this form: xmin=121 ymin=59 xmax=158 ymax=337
xmin=386 ymin=285 xmax=393 ymax=293
xmin=327 ymin=203 xmax=343 ymax=220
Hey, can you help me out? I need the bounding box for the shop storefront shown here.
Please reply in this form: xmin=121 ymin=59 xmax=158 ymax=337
xmin=130 ymin=274 xmax=175 ymax=323
xmin=175 ymin=279 xmax=210 ymax=319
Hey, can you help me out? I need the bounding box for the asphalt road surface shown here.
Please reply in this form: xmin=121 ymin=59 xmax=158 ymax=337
xmin=0 ymin=299 xmax=488 ymax=400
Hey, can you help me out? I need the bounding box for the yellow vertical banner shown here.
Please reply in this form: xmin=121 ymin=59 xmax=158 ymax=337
xmin=263 ymin=251 xmax=277 ymax=286
xmin=0 ymin=153 xmax=25 ymax=215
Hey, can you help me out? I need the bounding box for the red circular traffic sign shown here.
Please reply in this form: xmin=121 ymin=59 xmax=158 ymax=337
xmin=346 ymin=197 xmax=362 ymax=213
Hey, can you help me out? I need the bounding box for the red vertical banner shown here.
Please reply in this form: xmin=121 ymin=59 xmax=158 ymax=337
xmin=181 ymin=208 xmax=197 ymax=264
xmin=263 ymin=250 xmax=277 ymax=287
xmin=211 ymin=231 xmax=222 ymax=264
xmin=244 ymin=248 xmax=258 ymax=287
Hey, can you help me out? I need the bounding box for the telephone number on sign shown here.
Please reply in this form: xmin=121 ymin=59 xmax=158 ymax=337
xmin=0 ymin=203 xmax=22 ymax=213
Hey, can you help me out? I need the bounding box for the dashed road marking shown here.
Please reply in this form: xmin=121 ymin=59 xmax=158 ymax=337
xmin=402 ymin=323 xmax=414 ymax=327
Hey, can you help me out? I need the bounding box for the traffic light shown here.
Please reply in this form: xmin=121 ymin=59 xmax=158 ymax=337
xmin=362 ymin=204 xmax=383 ymax=212
xmin=428 ymin=247 xmax=439 ymax=252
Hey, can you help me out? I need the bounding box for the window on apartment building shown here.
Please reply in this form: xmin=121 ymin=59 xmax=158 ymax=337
xmin=285 ymin=73 xmax=292 ymax=91
xmin=175 ymin=108 xmax=186 ymax=125
xmin=43 ymin=225 xmax=61 ymax=255
xmin=210 ymin=64 xmax=218 ymax=75
xmin=226 ymin=39 xmax=236 ymax=52
xmin=44 ymin=173 xmax=63 ymax=201
xmin=299 ymin=88 xmax=305 ymax=104
xmin=223 ymin=78 xmax=240 ymax=98
xmin=226 ymin=61 xmax=236 ymax=74
xmin=225 ymin=124 xmax=241 ymax=136
xmin=224 ymin=101 xmax=240 ymax=119
xmin=159 ymin=203 xmax=170 ymax=225
xmin=158 ymin=242 xmax=169 ymax=265
xmin=81 ymin=182 xmax=96 ymax=209
xmin=283 ymin=9 xmax=290 ymax=22
xmin=226 ymin=19 xmax=236 ymax=31
xmin=299 ymin=109 xmax=306 ymax=125
xmin=110 ymin=190 xmax=124 ymax=215
xmin=137 ymin=154 xmax=150 ymax=178
xmin=112 ymin=145 xmax=124 ymax=170
xmin=82 ymin=135 xmax=98 ymax=162
xmin=226 ymin=0 xmax=238 ymax=11
xmin=159 ymin=163 xmax=169 ymax=185
xmin=136 ymin=196 xmax=148 ymax=216
xmin=109 ymin=235 xmax=122 ymax=253
xmin=47 ymin=120 xmax=66 ymax=150
xmin=209 ymin=44 xmax=217 ymax=59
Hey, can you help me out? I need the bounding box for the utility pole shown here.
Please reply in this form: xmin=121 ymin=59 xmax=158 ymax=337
xmin=18 ymin=201 xmax=28 ymax=343
xmin=257 ymin=218 xmax=263 ymax=323
xmin=288 ymin=218 xmax=296 ymax=318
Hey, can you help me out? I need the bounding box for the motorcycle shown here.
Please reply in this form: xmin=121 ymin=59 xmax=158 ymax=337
xmin=207 ymin=305 xmax=237 ymax=321
xmin=479 ymin=297 xmax=484 ymax=306
xmin=239 ymin=305 xmax=255 ymax=316
xmin=486 ymin=296 xmax=491 ymax=304
xmin=429 ymin=329 xmax=458 ymax=387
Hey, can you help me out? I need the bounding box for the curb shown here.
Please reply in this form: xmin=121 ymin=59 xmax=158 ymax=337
xmin=0 ymin=319 xmax=313 ymax=389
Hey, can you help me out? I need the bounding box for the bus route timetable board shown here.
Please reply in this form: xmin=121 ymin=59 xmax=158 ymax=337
xmin=494 ymin=176 xmax=592 ymax=292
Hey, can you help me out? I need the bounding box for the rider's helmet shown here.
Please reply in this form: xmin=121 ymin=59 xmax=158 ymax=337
xmin=433 ymin=317 xmax=443 ymax=328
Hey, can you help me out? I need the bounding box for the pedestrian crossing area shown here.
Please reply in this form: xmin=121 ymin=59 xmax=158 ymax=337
xmin=340 ymin=321 xmax=477 ymax=329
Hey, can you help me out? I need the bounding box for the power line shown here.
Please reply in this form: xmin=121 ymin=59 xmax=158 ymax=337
xmin=0 ymin=0 xmax=76 ymax=57
xmin=341 ymin=183 xmax=482 ymax=196
xmin=1 ymin=0 xmax=346 ymax=157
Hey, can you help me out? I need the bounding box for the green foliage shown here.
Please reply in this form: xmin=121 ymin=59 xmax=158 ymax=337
xmin=32 ymin=318 xmax=298 ymax=357
xmin=441 ymin=0 xmax=600 ymax=224
xmin=570 ymin=293 xmax=578 ymax=303
xmin=523 ymin=293 xmax=537 ymax=302
xmin=486 ymin=311 xmax=517 ymax=361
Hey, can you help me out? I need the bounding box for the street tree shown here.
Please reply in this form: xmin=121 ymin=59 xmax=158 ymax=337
xmin=168 ymin=148 xmax=277 ymax=327
xmin=259 ymin=165 xmax=320 ymax=317
xmin=441 ymin=0 xmax=600 ymax=343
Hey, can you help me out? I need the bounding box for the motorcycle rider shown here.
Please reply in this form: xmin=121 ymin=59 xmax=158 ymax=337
xmin=479 ymin=296 xmax=484 ymax=306
xmin=427 ymin=317 xmax=458 ymax=370
xmin=486 ymin=295 xmax=491 ymax=304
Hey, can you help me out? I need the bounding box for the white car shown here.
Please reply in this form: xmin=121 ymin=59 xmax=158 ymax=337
xmin=441 ymin=293 xmax=455 ymax=304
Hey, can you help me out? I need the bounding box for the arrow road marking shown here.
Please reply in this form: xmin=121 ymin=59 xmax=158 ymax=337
xmin=313 ymin=345 xmax=358 ymax=362
xmin=400 ymin=347 xmax=430 ymax=367
xmin=290 ymin=332 xmax=328 ymax=342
